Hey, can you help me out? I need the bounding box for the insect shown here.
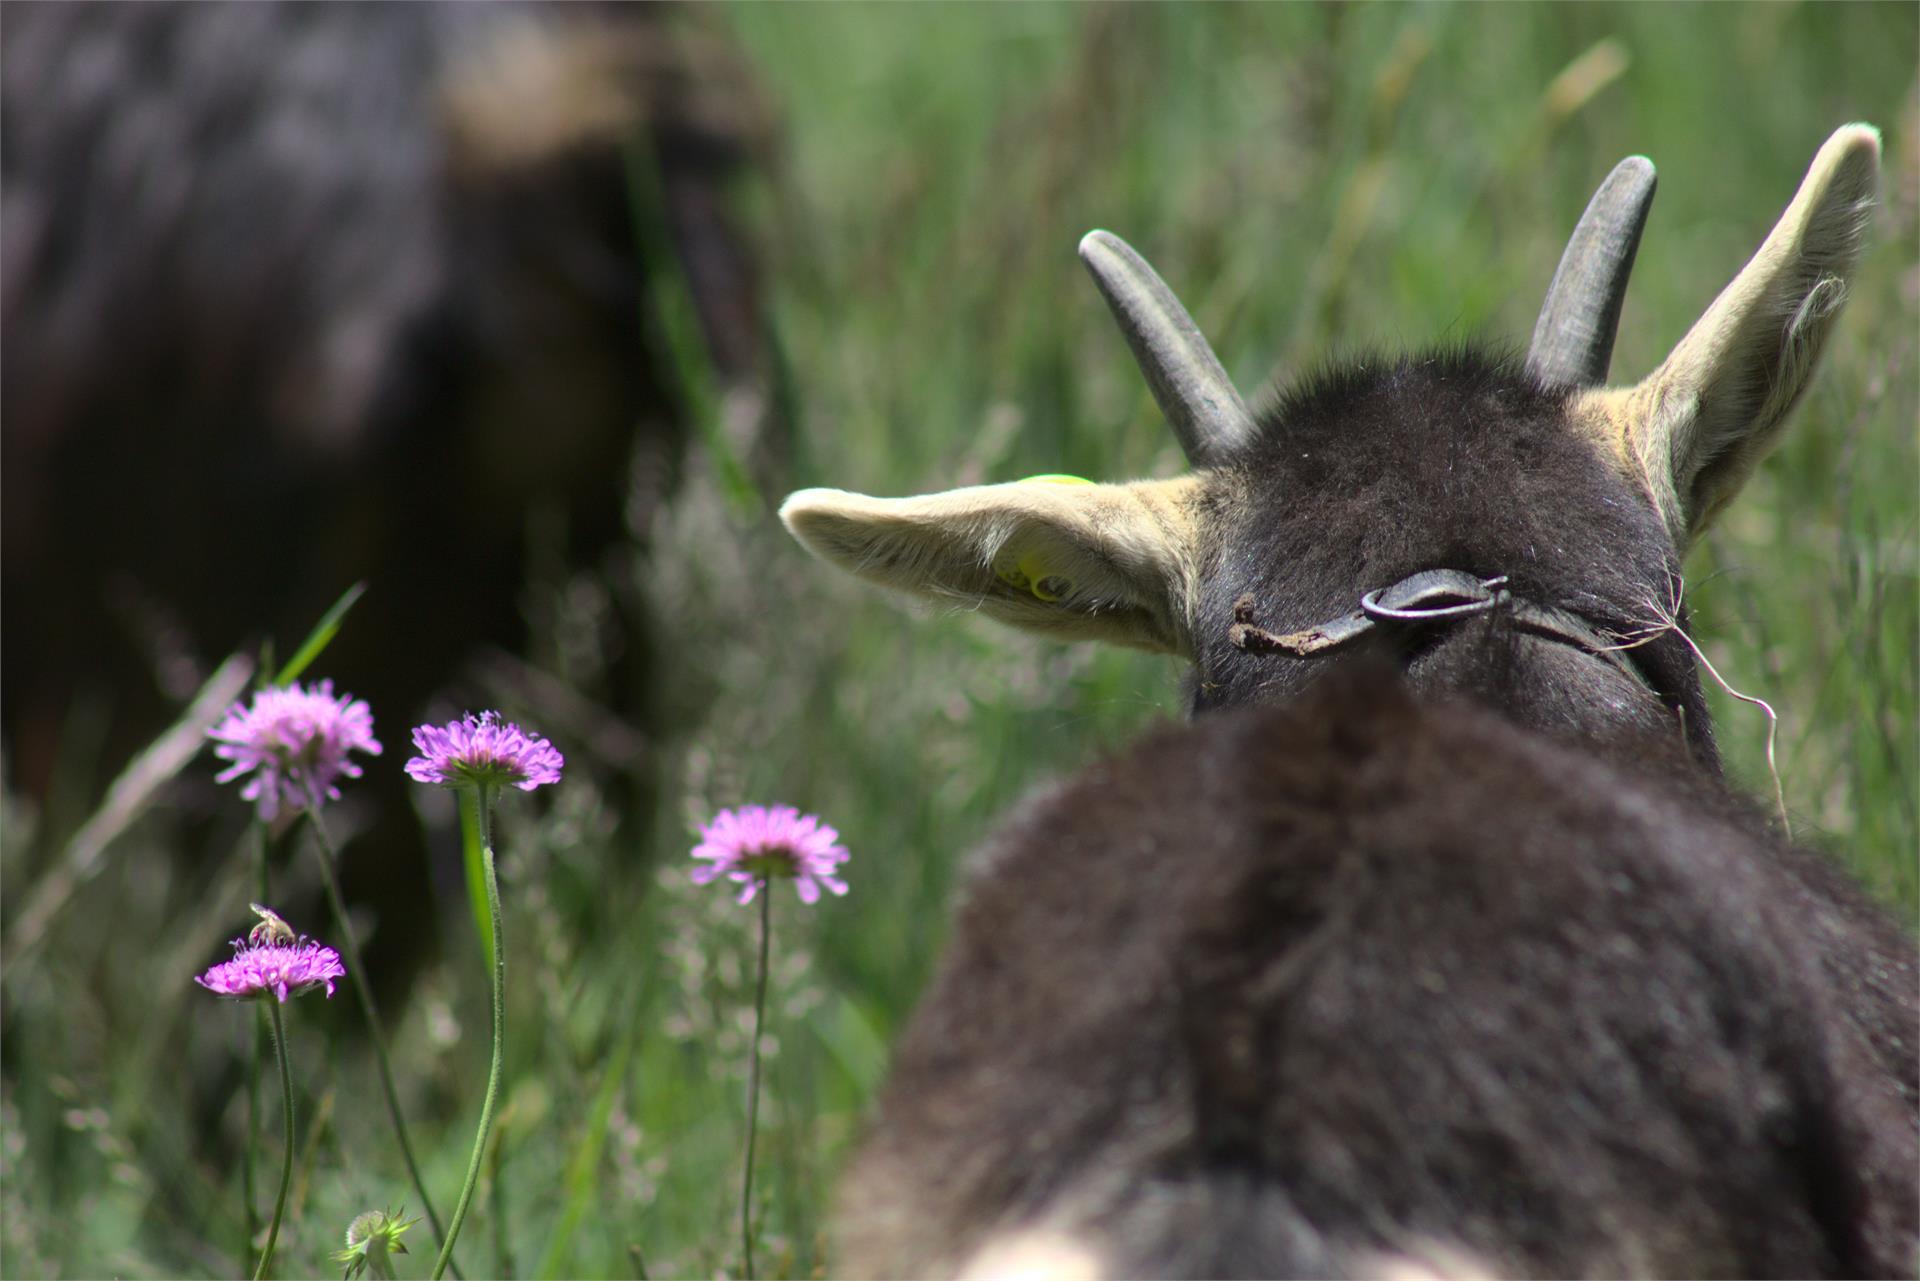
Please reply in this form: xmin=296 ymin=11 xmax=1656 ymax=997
xmin=247 ymin=903 xmax=297 ymax=949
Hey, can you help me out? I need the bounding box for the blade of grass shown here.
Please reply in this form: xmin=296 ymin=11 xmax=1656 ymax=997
xmin=535 ymin=993 xmax=641 ymax=1279
xmin=622 ymin=135 xmax=759 ymax=515
xmin=460 ymin=793 xmax=493 ymax=972
xmin=273 ymin=582 xmax=366 ymax=687
xmin=4 ymin=652 xmax=255 ymax=970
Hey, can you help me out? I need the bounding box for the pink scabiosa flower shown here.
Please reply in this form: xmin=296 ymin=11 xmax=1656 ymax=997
xmin=695 ymin=804 xmax=849 ymax=1276
xmin=404 ymin=711 xmax=563 ymax=792
xmin=196 ymin=921 xmax=346 ymax=1004
xmin=692 ymin=804 xmax=850 ymax=905
xmin=208 ymin=680 xmax=382 ymax=821
xmin=406 ymin=710 xmax=560 ymax=1279
xmin=200 ymin=905 xmax=342 ymax=1278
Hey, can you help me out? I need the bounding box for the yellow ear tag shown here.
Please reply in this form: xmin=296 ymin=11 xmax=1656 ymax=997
xmin=997 ymin=549 xmax=1072 ymax=602
xmin=995 ymin=476 xmax=1088 ymax=601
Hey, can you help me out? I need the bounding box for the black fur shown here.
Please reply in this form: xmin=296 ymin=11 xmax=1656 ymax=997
xmin=1198 ymin=348 xmax=1710 ymax=765
xmin=840 ymin=351 xmax=1918 ymax=1277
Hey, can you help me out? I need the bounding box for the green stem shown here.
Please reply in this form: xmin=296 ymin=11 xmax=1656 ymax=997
xmin=245 ymin=1009 xmax=263 ymax=1265
xmin=741 ymin=883 xmax=771 ymax=1281
xmin=245 ymin=819 xmax=269 ymax=1268
xmin=434 ymin=787 xmax=506 ymax=1281
xmin=305 ymin=802 xmax=461 ymax=1279
xmin=255 ymin=999 xmax=295 ymax=1281
xmin=491 ymin=1124 xmax=513 ymax=1279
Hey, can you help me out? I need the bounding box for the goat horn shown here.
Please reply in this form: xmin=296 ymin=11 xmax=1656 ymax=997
xmin=1527 ymin=155 xmax=1658 ymax=388
xmin=1079 ymin=230 xmax=1258 ymax=465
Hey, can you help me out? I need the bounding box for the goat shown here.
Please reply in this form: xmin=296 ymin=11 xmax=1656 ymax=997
xmin=781 ymin=126 xmax=1917 ymax=1278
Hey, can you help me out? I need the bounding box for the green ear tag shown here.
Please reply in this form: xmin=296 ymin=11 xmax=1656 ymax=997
xmin=1019 ymin=473 xmax=1094 ymax=485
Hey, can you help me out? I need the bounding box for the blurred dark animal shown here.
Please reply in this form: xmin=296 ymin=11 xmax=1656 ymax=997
xmin=2 ymin=3 xmax=770 ymax=961
xmin=2 ymin=1 xmax=769 ymax=765
xmin=784 ymin=127 xmax=1918 ymax=1277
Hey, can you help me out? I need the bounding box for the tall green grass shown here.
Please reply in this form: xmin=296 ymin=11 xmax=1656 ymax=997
xmin=4 ymin=5 xmax=1913 ymax=1276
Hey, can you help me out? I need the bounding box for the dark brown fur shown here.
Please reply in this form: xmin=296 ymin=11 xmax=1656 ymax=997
xmin=840 ymin=353 xmax=1918 ymax=1278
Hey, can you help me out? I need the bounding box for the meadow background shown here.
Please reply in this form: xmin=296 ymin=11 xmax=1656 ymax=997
xmin=4 ymin=4 xmax=1915 ymax=1277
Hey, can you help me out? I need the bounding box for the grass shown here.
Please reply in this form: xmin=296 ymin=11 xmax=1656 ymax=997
xmin=3 ymin=4 xmax=1915 ymax=1277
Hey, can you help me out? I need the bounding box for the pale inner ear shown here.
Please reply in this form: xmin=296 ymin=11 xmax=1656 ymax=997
xmin=1577 ymin=124 xmax=1880 ymax=549
xmin=780 ymin=474 xmax=1214 ymax=656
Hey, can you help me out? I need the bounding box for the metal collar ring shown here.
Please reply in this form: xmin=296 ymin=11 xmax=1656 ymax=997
xmin=1359 ymin=571 xmax=1510 ymax=623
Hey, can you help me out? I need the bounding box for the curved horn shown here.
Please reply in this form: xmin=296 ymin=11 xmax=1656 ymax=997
xmin=1078 ymin=230 xmax=1258 ymax=465
xmin=1527 ymin=155 xmax=1658 ymax=388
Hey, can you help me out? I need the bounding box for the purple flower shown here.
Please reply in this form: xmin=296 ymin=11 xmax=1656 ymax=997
xmin=208 ymin=680 xmax=382 ymax=822
xmin=404 ymin=711 xmax=563 ymax=792
xmin=692 ymin=804 xmax=850 ymax=905
xmin=197 ymin=929 xmax=346 ymax=1004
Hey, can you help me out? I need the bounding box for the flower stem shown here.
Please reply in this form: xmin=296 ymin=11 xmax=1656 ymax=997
xmin=435 ymin=787 xmax=506 ymax=1281
xmin=305 ymin=803 xmax=461 ymax=1279
xmin=255 ymin=998 xmax=295 ymax=1281
xmin=741 ymin=882 xmax=771 ymax=1281
xmin=490 ymin=1125 xmax=514 ymax=1279
xmin=245 ymin=1009 xmax=263 ymax=1264
xmin=245 ymin=819 xmax=270 ymax=1268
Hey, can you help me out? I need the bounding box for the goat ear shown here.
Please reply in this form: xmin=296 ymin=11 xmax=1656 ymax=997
xmin=780 ymin=474 xmax=1211 ymax=656
xmin=1576 ymin=124 xmax=1880 ymax=549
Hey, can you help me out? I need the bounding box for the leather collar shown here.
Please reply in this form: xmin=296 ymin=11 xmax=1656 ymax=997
xmin=1228 ymin=569 xmax=1653 ymax=695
